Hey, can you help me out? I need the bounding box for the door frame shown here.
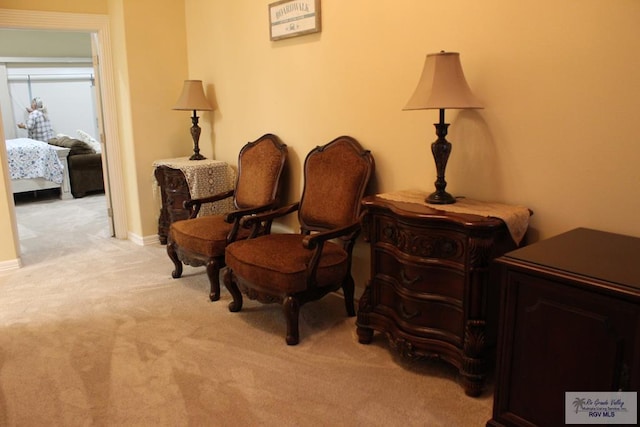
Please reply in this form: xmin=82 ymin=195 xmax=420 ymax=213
xmin=0 ymin=8 xmax=127 ymax=240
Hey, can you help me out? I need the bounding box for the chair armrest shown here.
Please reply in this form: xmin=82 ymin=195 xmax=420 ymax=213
xmin=223 ymin=202 xmax=279 ymax=242
xmin=302 ymin=220 xmax=363 ymax=289
xmin=225 ymin=202 xmax=276 ymax=223
xmin=241 ymin=202 xmax=300 ymax=238
xmin=241 ymin=202 xmax=299 ymax=228
xmin=184 ymin=189 xmax=235 ymax=218
xmin=302 ymin=220 xmax=362 ymax=250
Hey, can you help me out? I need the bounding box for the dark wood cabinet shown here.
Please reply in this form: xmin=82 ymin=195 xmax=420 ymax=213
xmin=488 ymin=228 xmax=640 ymax=427
xmin=357 ymin=194 xmax=525 ymax=397
xmin=154 ymin=165 xmax=191 ymax=244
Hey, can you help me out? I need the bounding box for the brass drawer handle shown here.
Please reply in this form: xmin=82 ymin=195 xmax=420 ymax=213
xmin=400 ymin=304 xmax=420 ymax=320
xmin=400 ymin=268 xmax=421 ymax=286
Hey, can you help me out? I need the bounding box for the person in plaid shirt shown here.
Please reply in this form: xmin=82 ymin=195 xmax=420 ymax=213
xmin=17 ymin=97 xmax=55 ymax=142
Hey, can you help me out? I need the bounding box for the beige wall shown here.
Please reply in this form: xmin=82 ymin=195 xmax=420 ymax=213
xmin=184 ymin=0 xmax=640 ymax=245
xmin=108 ymin=0 xmax=190 ymax=237
xmin=1 ymin=1 xmax=639 ymax=281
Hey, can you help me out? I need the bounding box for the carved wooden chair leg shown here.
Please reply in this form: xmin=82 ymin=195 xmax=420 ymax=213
xmin=224 ymin=269 xmax=243 ymax=312
xmin=284 ymin=295 xmax=300 ymax=345
xmin=166 ymin=241 xmax=183 ymax=279
xmin=206 ymin=259 xmax=221 ymax=301
xmin=342 ymin=275 xmax=356 ymax=317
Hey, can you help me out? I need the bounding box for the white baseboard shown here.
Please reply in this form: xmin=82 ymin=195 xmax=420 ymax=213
xmin=0 ymin=257 xmax=22 ymax=272
xmin=128 ymin=231 xmax=160 ymax=246
xmin=271 ymin=222 xmax=294 ymax=234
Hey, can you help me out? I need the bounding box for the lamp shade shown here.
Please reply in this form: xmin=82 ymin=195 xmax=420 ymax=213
xmin=173 ymin=80 xmax=213 ymax=111
xmin=404 ymin=52 xmax=483 ymax=110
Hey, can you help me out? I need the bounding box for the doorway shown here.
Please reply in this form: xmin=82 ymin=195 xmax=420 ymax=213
xmin=0 ymin=9 xmax=127 ymax=267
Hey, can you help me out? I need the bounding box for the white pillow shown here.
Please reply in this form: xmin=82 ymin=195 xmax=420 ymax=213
xmin=77 ymin=129 xmax=102 ymax=154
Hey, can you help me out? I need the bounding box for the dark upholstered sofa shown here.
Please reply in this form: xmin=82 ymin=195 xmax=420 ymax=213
xmin=48 ymin=134 xmax=105 ymax=198
xmin=67 ymin=153 xmax=104 ymax=198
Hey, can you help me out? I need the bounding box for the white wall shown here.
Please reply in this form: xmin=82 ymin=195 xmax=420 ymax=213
xmin=0 ymin=64 xmax=12 ymax=139
xmin=0 ymin=30 xmax=97 ymax=140
xmin=5 ymin=65 xmax=99 ymax=140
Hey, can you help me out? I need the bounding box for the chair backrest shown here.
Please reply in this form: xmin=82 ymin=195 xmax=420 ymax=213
xmin=234 ymin=134 xmax=288 ymax=209
xmin=298 ymin=136 xmax=374 ymax=233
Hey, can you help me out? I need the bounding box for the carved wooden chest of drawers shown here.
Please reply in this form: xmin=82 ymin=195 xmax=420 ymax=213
xmin=356 ymin=194 xmax=521 ymax=396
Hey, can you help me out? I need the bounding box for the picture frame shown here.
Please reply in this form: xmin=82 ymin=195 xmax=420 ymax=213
xmin=269 ymin=0 xmax=321 ymax=41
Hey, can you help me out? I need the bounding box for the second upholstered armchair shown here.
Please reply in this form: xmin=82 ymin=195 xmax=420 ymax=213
xmin=223 ymin=136 xmax=374 ymax=345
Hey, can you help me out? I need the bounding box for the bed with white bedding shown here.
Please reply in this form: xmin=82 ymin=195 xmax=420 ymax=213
xmin=5 ymin=137 xmax=72 ymax=199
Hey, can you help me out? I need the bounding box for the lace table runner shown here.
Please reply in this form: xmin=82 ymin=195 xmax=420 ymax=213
xmin=153 ymin=157 xmax=236 ymax=216
xmin=377 ymin=189 xmax=531 ymax=245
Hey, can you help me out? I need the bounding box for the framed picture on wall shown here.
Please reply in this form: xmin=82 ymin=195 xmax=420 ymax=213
xmin=269 ymin=0 xmax=321 ymax=41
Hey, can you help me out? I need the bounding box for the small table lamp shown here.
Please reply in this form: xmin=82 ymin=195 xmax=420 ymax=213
xmin=404 ymin=51 xmax=483 ymax=204
xmin=173 ymin=80 xmax=213 ymax=160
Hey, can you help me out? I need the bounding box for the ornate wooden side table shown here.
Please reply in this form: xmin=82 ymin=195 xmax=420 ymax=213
xmin=356 ymin=190 xmax=530 ymax=397
xmin=153 ymin=157 xmax=235 ymax=244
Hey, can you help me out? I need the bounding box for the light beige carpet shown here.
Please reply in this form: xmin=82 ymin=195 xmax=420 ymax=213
xmin=0 ymin=193 xmax=493 ymax=426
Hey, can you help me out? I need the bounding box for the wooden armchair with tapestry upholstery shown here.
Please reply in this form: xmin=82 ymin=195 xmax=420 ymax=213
xmin=167 ymin=133 xmax=288 ymax=301
xmin=223 ymin=136 xmax=375 ymax=345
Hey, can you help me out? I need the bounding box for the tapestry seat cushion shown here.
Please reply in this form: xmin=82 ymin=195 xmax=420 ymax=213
xmin=170 ymin=215 xmax=252 ymax=258
xmin=225 ymin=233 xmax=349 ymax=294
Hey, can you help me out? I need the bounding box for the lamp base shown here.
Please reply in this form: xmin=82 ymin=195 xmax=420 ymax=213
xmin=188 ymin=111 xmax=206 ymax=160
xmin=426 ymin=190 xmax=456 ymax=204
xmin=426 ymin=109 xmax=456 ymax=205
